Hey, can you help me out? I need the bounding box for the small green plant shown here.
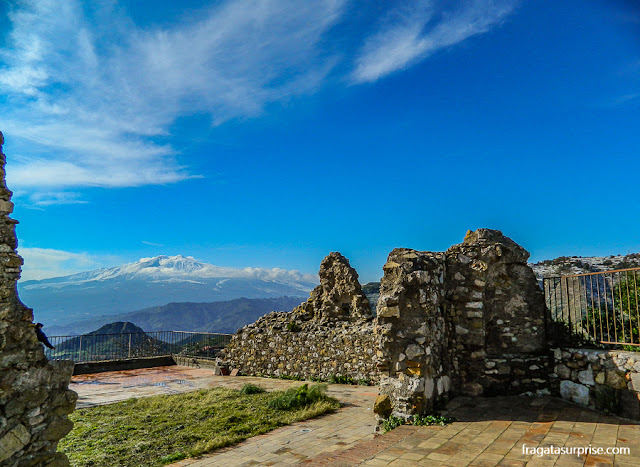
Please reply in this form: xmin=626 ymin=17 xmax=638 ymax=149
xmin=412 ymin=414 xmax=457 ymax=426
xmin=286 ymin=321 xmax=301 ymax=332
xmin=329 ymin=374 xmax=356 ymax=384
xmin=268 ymin=383 xmax=329 ymax=411
xmin=382 ymin=415 xmax=405 ymax=433
xmin=240 ymin=383 xmax=265 ymax=395
xmin=382 ymin=413 xmax=456 ymax=433
xmin=279 ymin=374 xmax=304 ymax=381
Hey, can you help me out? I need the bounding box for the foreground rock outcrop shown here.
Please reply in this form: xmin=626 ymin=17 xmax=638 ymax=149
xmin=225 ymin=252 xmax=378 ymax=382
xmin=0 ymin=132 xmax=77 ymax=466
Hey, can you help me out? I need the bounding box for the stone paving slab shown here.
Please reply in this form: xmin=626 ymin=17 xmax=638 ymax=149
xmin=71 ymin=366 xmax=223 ymax=407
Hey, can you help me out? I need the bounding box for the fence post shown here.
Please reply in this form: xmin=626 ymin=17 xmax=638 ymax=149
xmin=78 ymin=335 xmax=83 ymax=363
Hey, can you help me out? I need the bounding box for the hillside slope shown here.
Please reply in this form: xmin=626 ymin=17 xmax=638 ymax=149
xmin=47 ymin=296 xmax=306 ymax=336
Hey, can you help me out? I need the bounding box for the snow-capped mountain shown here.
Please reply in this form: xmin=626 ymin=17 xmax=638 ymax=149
xmin=23 ymin=255 xmax=317 ymax=288
xmin=18 ymin=255 xmax=317 ymax=328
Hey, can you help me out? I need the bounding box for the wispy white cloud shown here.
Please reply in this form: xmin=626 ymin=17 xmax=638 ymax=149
xmin=142 ymin=241 xmax=165 ymax=247
xmin=351 ymin=0 xmax=518 ymax=83
xmin=17 ymin=247 xmax=109 ymax=281
xmin=0 ymin=0 xmax=517 ymax=204
xmin=26 ymin=191 xmax=88 ymax=206
xmin=0 ymin=0 xmax=346 ymax=198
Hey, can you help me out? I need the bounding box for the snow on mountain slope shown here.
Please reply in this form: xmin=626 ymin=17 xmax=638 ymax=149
xmin=17 ymin=255 xmax=317 ymax=327
xmin=20 ymin=255 xmax=317 ymax=291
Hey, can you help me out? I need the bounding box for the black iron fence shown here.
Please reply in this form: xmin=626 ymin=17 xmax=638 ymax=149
xmin=543 ymin=267 xmax=640 ymax=347
xmin=44 ymin=331 xmax=234 ymax=363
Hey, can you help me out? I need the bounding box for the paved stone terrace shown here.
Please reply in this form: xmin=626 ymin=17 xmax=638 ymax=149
xmin=301 ymin=396 xmax=640 ymax=467
xmin=71 ymin=367 xmax=639 ymax=466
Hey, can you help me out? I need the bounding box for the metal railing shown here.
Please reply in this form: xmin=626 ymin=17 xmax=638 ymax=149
xmin=543 ymin=267 xmax=640 ymax=347
xmin=44 ymin=331 xmax=234 ymax=363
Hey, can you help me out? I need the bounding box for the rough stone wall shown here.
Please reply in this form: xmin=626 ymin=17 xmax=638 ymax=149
xmin=376 ymin=250 xmax=450 ymax=415
xmin=446 ymin=229 xmax=548 ymax=397
xmin=225 ymin=252 xmax=378 ymax=382
xmin=552 ymin=348 xmax=640 ymax=419
xmin=0 ymin=132 xmax=77 ymax=466
xmin=375 ymin=229 xmax=550 ymax=421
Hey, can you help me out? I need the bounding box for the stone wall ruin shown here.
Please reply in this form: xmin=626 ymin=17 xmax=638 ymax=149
xmin=225 ymin=252 xmax=379 ymax=382
xmin=552 ymin=347 xmax=640 ymax=419
xmin=226 ymin=230 xmax=553 ymax=419
xmin=222 ymin=227 xmax=640 ymax=426
xmin=375 ymin=229 xmax=550 ymax=421
xmin=0 ymin=132 xmax=77 ymax=466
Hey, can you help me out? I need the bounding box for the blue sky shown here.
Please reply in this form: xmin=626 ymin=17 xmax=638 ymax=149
xmin=1 ymin=0 xmax=639 ymax=283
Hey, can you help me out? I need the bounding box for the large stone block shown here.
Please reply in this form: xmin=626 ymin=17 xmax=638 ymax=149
xmin=560 ymin=380 xmax=591 ymax=406
xmin=0 ymin=423 xmax=30 ymax=462
xmin=578 ymin=367 xmax=595 ymax=386
xmin=373 ymin=394 xmax=392 ymax=417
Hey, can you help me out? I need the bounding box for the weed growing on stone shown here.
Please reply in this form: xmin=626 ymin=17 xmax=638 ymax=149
xmin=412 ymin=414 xmax=457 ymax=426
xmin=382 ymin=415 xmax=405 ymax=433
xmin=329 ymin=374 xmax=354 ymax=384
xmin=382 ymin=414 xmax=457 ymax=433
xmin=59 ymin=386 xmax=339 ymax=466
xmin=262 ymin=373 xmax=373 ymax=386
xmin=273 ymin=373 xmax=304 ymax=381
xmin=328 ymin=374 xmax=374 ymax=386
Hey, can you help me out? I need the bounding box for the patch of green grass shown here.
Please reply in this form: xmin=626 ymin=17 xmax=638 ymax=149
xmin=267 ymin=383 xmax=328 ymax=410
xmin=59 ymin=385 xmax=340 ymax=466
xmin=260 ymin=373 xmax=374 ymax=386
xmin=240 ymin=383 xmax=265 ymax=394
xmin=269 ymin=373 xmax=304 ymax=381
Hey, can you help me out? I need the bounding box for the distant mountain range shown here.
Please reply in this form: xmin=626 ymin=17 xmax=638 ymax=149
xmin=18 ymin=255 xmax=317 ymax=329
xmin=46 ymin=296 xmax=306 ymax=336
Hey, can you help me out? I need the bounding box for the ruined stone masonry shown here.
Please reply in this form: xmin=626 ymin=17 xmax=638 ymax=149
xmin=375 ymin=229 xmax=550 ymax=421
xmin=552 ymin=348 xmax=640 ymax=419
xmin=225 ymin=252 xmax=379 ymax=382
xmin=225 ymin=228 xmax=640 ymax=425
xmin=0 ymin=132 xmax=77 ymax=467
